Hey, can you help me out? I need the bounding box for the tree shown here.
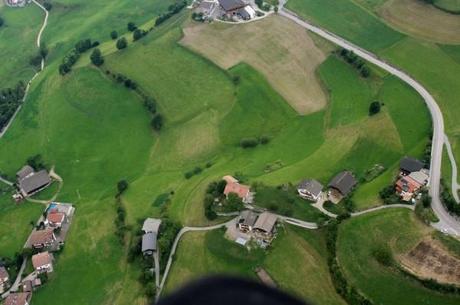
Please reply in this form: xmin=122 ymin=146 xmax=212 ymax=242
xmin=75 ymin=39 xmax=92 ymax=53
xmin=39 ymin=44 xmax=49 ymax=59
xmin=43 ymin=2 xmax=52 ymax=11
xmin=151 ymin=114 xmax=164 ymax=131
xmin=360 ymin=66 xmax=370 ymax=78
xmin=90 ymin=48 xmax=104 ymax=66
xmin=369 ymin=101 xmax=381 ymax=116
xmin=133 ymin=29 xmax=146 ymax=41
xmin=110 ymin=30 xmax=118 ymax=40
xmin=127 ymin=22 xmax=137 ymax=32
xmin=0 ymin=16 xmax=4 ymax=27
xmin=117 ymin=179 xmax=129 ymax=195
xmin=116 ymin=37 xmax=127 ymax=50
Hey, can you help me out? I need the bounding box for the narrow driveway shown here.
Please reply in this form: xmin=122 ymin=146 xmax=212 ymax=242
xmin=444 ymin=135 xmax=460 ymax=202
xmin=1 ymin=260 xmax=27 ymax=299
xmin=278 ymin=1 xmax=460 ymax=237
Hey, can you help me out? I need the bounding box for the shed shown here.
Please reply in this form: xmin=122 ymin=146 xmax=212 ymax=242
xmin=19 ymin=170 xmax=51 ymax=197
xmin=142 ymin=232 xmax=157 ymax=256
xmin=328 ymin=171 xmax=357 ymax=196
xmin=142 ymin=218 xmax=161 ymax=234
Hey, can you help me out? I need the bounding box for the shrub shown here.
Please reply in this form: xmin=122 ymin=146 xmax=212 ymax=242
xmin=0 ymin=16 xmax=4 ymax=27
xmin=27 ymin=154 xmax=46 ymax=170
xmin=240 ymin=137 xmax=259 ymax=148
xmin=372 ymin=247 xmax=393 ymax=266
xmin=43 ymin=2 xmax=52 ymax=11
xmin=127 ymin=22 xmax=137 ymax=32
xmin=116 ymin=37 xmax=128 ymax=50
xmin=151 ymin=114 xmax=164 ymax=131
xmin=75 ymin=39 xmax=93 ymax=53
xmin=110 ymin=30 xmax=118 ymax=40
xmin=90 ymin=48 xmax=104 ymax=66
xmin=369 ymin=101 xmax=381 ymax=116
xmin=143 ymin=97 xmax=156 ymax=114
xmin=117 ymin=179 xmax=129 ymax=195
xmin=133 ymin=29 xmax=147 ymax=41
xmin=259 ymin=136 xmax=270 ymax=145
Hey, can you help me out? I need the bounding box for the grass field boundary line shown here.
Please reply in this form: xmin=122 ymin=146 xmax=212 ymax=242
xmin=0 ymin=0 xmax=49 ymax=139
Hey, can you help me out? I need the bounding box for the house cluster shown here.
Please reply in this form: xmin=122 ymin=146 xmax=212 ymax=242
xmin=193 ymin=0 xmax=257 ymax=22
xmin=395 ymin=157 xmax=429 ymax=201
xmin=230 ymin=210 xmax=278 ymax=248
xmin=223 ymin=175 xmax=254 ymax=204
xmin=297 ymin=171 xmax=357 ymax=204
xmin=13 ymin=165 xmax=51 ymax=202
xmin=4 ymin=0 xmax=30 ymax=7
xmin=0 ymin=267 xmax=9 ymax=295
xmin=141 ymin=218 xmax=161 ymax=256
xmin=1 ymin=203 xmax=75 ymax=304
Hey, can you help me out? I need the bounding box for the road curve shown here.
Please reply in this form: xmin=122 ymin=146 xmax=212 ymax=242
xmin=278 ymin=3 xmax=460 ymax=237
xmin=0 ymin=0 xmax=49 ymax=139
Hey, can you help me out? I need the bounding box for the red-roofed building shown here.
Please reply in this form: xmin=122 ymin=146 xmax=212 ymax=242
xmin=224 ymin=181 xmax=253 ymax=204
xmin=0 ymin=266 xmax=10 ymax=293
xmin=46 ymin=211 xmax=66 ymax=227
xmin=32 ymin=251 xmax=54 ymax=274
xmin=28 ymin=228 xmax=56 ymax=250
xmin=4 ymin=292 xmax=32 ymax=305
xmin=395 ymin=175 xmax=422 ymax=201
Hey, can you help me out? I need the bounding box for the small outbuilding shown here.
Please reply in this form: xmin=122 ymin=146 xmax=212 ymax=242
xmin=142 ymin=232 xmax=157 ymax=256
xmin=142 ymin=218 xmax=161 ymax=234
xmin=297 ymin=179 xmax=323 ymax=202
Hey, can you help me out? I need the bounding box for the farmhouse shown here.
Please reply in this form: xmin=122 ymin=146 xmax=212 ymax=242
xmin=297 ymin=179 xmax=323 ymax=202
xmin=395 ymin=169 xmax=429 ymax=201
xmin=237 ymin=210 xmax=258 ymax=232
xmin=328 ymin=171 xmax=357 ymax=203
xmin=400 ymin=157 xmax=424 ymax=175
xmin=253 ymin=212 xmax=277 ymax=238
xmin=4 ymin=292 xmax=32 ymax=305
xmin=0 ymin=266 xmax=9 ymax=293
xmin=218 ymin=0 xmax=247 ymax=14
xmin=16 ymin=166 xmax=51 ymax=197
xmin=32 ymin=251 xmax=54 ymax=274
xmin=28 ymin=228 xmax=56 ymax=250
xmin=46 ymin=211 xmax=66 ymax=228
xmin=223 ymin=176 xmax=254 ymax=203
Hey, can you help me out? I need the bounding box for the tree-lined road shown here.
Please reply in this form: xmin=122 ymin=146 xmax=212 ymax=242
xmin=278 ymin=1 xmax=460 ymax=236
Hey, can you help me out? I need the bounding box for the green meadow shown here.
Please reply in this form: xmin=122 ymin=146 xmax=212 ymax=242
xmin=337 ymin=209 xmax=460 ymax=305
xmin=0 ymin=2 xmax=437 ymax=305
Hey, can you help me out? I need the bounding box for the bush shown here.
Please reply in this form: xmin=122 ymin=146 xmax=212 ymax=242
xmin=369 ymin=101 xmax=381 ymax=116
xmin=372 ymin=247 xmax=393 ymax=266
xmin=116 ymin=37 xmax=128 ymax=50
xmin=155 ymin=1 xmax=187 ymax=27
xmin=110 ymin=30 xmax=118 ymax=40
xmin=43 ymin=2 xmax=52 ymax=11
xmin=259 ymin=136 xmax=270 ymax=145
xmin=90 ymin=48 xmax=104 ymax=66
xmin=127 ymin=22 xmax=137 ymax=32
xmin=240 ymin=138 xmax=259 ymax=148
xmin=117 ymin=179 xmax=129 ymax=195
xmin=27 ymin=154 xmax=46 ymax=170
xmin=133 ymin=29 xmax=147 ymax=41
xmin=143 ymin=97 xmax=157 ymax=114
xmin=75 ymin=39 xmax=93 ymax=53
xmin=157 ymin=220 xmax=181 ymax=272
xmin=0 ymin=16 xmax=4 ymax=27
xmin=151 ymin=114 xmax=164 ymax=131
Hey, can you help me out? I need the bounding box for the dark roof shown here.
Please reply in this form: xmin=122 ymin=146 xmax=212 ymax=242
xmin=239 ymin=210 xmax=258 ymax=227
xmin=253 ymin=212 xmax=277 ymax=233
xmin=16 ymin=165 xmax=34 ymax=180
xmin=328 ymin=171 xmax=357 ymax=196
xmin=218 ymin=0 xmax=246 ymax=11
xmin=142 ymin=232 xmax=157 ymax=252
xmin=19 ymin=170 xmax=50 ymax=195
xmin=400 ymin=157 xmax=424 ymax=173
xmin=238 ymin=7 xmax=250 ymax=18
xmin=297 ymin=179 xmax=323 ymax=197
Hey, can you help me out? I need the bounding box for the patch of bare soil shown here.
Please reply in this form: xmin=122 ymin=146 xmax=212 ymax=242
xmin=399 ymin=237 xmax=460 ymax=286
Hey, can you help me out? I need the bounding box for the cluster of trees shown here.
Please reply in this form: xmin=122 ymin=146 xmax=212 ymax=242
xmin=184 ymin=162 xmax=212 ymax=179
xmin=379 ymin=185 xmax=407 ymax=205
xmin=155 ymin=1 xmax=187 ymax=27
xmin=0 ymin=82 xmax=26 ymax=132
xmin=240 ymin=136 xmax=270 ymax=148
xmin=59 ymin=38 xmax=99 ymax=75
xmin=422 ymin=138 xmax=432 ymax=169
xmin=26 ymin=154 xmax=47 ymax=171
xmin=369 ymin=101 xmax=381 ymax=116
xmin=157 ymin=219 xmax=181 ymax=272
xmin=326 ymin=221 xmax=374 ymax=305
xmin=29 ymin=44 xmax=49 ymax=68
xmin=114 ymin=180 xmax=129 ymax=244
xmin=133 ymin=28 xmax=147 ymax=41
xmin=440 ymin=179 xmax=460 ymax=216
xmin=204 ymin=180 xmax=228 ymax=220
xmin=339 ymin=49 xmax=371 ymax=78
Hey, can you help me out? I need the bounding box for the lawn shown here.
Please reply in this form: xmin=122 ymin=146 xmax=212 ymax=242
xmin=285 ymin=0 xmax=405 ymax=52
xmin=337 ymin=208 xmax=460 ymax=305
xmin=0 ymin=4 xmax=43 ymax=88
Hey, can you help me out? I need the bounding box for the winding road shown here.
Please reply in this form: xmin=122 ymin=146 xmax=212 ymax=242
xmin=0 ymin=0 xmax=49 ymax=139
xmin=278 ymin=1 xmax=460 ymax=237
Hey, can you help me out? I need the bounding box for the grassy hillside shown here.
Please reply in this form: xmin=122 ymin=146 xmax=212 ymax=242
xmin=337 ymin=209 xmax=460 ymax=305
xmin=434 ymin=0 xmax=460 ymax=13
xmin=0 ymin=4 xmax=43 ymax=88
xmin=165 ymin=226 xmax=346 ymax=305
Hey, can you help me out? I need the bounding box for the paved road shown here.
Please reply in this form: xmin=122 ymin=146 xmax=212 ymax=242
xmin=156 ymin=219 xmax=236 ymax=300
xmin=278 ymin=2 xmax=460 ymax=237
xmin=0 ymin=0 xmax=48 ymax=139
xmin=444 ymin=135 xmax=460 ymax=202
xmin=1 ymin=260 xmax=26 ymax=299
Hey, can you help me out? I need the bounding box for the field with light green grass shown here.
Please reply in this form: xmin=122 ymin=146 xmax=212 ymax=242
xmin=0 ymin=4 xmax=42 ymax=88
xmin=337 ymin=208 xmax=460 ymax=305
